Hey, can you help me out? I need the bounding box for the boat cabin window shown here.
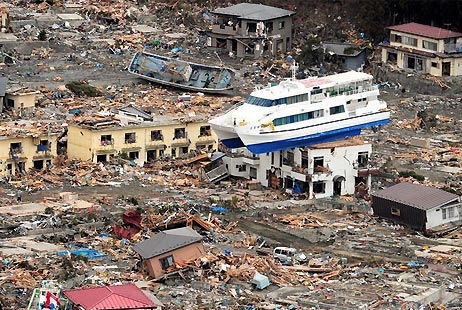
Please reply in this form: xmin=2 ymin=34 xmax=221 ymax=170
xmin=273 ymin=109 xmax=324 ymax=126
xmin=329 ymin=105 xmax=345 ymax=115
xmin=310 ymin=88 xmax=323 ymax=95
xmin=246 ymin=96 xmax=275 ymax=107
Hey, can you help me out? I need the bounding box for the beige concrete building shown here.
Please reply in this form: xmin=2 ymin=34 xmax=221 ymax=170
xmin=4 ymin=87 xmax=39 ymax=113
xmin=381 ymin=22 xmax=462 ymax=77
xmin=67 ymin=112 xmax=218 ymax=165
xmin=0 ymin=122 xmax=59 ymax=177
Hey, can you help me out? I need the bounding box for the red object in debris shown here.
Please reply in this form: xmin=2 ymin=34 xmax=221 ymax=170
xmin=122 ymin=210 xmax=142 ymax=228
xmin=112 ymin=209 xmax=142 ymax=239
xmin=44 ymin=291 xmax=61 ymax=308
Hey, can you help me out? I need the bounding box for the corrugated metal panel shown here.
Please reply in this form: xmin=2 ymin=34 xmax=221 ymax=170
xmin=372 ymin=182 xmax=459 ymax=211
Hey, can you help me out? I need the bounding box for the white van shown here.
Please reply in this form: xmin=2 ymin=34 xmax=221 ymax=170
xmin=273 ymin=247 xmax=307 ymax=264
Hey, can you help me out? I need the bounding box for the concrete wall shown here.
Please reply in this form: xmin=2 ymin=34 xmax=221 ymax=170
xmin=426 ymin=203 xmax=461 ymax=230
xmin=67 ymin=121 xmax=218 ymax=164
xmin=0 ymin=134 xmax=58 ymax=177
xmin=145 ymin=242 xmax=205 ymax=278
xmin=5 ymin=93 xmax=36 ymax=111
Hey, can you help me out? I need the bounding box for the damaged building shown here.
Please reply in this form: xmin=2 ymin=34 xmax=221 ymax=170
xmin=220 ymin=137 xmax=374 ymax=199
xmin=381 ymin=22 xmax=462 ymax=76
xmin=207 ymin=3 xmax=295 ymax=58
xmin=67 ymin=108 xmax=218 ymax=165
xmin=0 ymin=122 xmax=60 ymax=177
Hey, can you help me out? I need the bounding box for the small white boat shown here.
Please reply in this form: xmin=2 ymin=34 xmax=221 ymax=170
xmin=128 ymin=51 xmax=235 ymax=94
xmin=210 ymin=69 xmax=390 ymax=154
xmin=27 ymin=280 xmax=62 ymax=310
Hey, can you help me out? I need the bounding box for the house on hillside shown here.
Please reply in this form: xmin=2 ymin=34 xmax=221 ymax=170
xmin=63 ymin=283 xmax=162 ymax=310
xmin=381 ymin=22 xmax=462 ymax=76
xmin=133 ymin=227 xmax=205 ymax=278
xmin=372 ymin=182 xmax=462 ymax=232
xmin=207 ymin=3 xmax=295 ymax=58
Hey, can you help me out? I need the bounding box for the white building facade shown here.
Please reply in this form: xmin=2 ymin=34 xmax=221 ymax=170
xmin=223 ymin=138 xmax=375 ymax=199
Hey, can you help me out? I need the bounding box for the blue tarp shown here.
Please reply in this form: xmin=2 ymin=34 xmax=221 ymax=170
xmin=57 ymin=248 xmax=108 ymax=259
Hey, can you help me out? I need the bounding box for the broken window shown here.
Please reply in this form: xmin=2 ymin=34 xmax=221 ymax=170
xmin=199 ymin=125 xmax=211 ymax=137
xmin=278 ymin=21 xmax=285 ymax=29
xmin=431 ymin=62 xmax=438 ymax=68
xmin=391 ymin=208 xmax=401 ymax=216
xmin=247 ymin=22 xmax=256 ymax=33
xmin=237 ymin=164 xmax=246 ymax=172
xmin=313 ymin=181 xmax=325 ymax=194
xmin=180 ymin=147 xmax=188 ymax=155
xmin=265 ymin=21 xmax=273 ymax=34
xmin=33 ymin=160 xmax=44 ymax=169
xmin=16 ymin=162 xmax=26 ymax=174
xmin=124 ymin=132 xmax=136 ymax=144
xmin=216 ymin=38 xmax=227 ymax=49
xmin=174 ymin=128 xmax=186 ymax=139
xmin=101 ymin=135 xmax=113 ymax=145
xmin=147 ymin=150 xmax=156 ymax=162
xmin=160 ymin=255 xmax=174 ymax=269
xmin=283 ymin=150 xmax=294 ymax=166
xmin=10 ymin=142 xmax=22 ymax=156
xmin=96 ymin=154 xmax=107 ymax=163
xmin=129 ymin=151 xmax=139 ymax=160
xmin=314 ymin=156 xmax=324 ymax=171
xmin=151 ymin=130 xmax=163 ymax=141
xmin=387 ymin=51 xmax=397 ymax=64
xmin=391 ymin=34 xmax=401 ymax=43
xmin=357 ymin=151 xmax=369 ymax=168
xmin=249 ymin=167 xmax=257 ymax=179
xmin=6 ymin=99 xmax=14 ymax=108
xmin=37 ymin=140 xmax=50 ymax=152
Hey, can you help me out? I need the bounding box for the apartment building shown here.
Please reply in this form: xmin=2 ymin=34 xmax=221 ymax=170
xmin=0 ymin=122 xmax=59 ymax=177
xmin=67 ymin=112 xmax=218 ymax=165
xmin=207 ymin=3 xmax=295 ymax=58
xmin=381 ymin=22 xmax=462 ymax=76
xmin=223 ymin=138 xmax=375 ymax=199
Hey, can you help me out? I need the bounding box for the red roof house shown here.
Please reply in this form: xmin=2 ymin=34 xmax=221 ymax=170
xmin=387 ymin=22 xmax=462 ymax=39
xmin=63 ymin=283 xmax=160 ymax=310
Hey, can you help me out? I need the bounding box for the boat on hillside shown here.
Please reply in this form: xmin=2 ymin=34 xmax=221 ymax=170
xmin=209 ymin=69 xmax=390 ymax=154
xmin=128 ymin=51 xmax=235 ymax=94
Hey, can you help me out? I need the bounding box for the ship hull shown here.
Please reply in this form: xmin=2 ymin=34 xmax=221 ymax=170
xmin=238 ymin=112 xmax=390 ymax=154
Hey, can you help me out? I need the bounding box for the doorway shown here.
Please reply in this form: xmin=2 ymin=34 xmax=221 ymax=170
xmin=442 ymin=62 xmax=451 ymax=76
xmin=333 ymin=176 xmax=345 ymax=196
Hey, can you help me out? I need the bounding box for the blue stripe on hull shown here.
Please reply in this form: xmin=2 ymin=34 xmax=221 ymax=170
xmin=221 ymin=137 xmax=245 ymax=148
xmin=246 ymin=119 xmax=390 ymax=154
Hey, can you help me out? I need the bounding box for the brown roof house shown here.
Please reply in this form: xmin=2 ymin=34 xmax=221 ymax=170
xmin=133 ymin=227 xmax=205 ymax=278
xmin=372 ymin=182 xmax=461 ymax=232
xmin=380 ymin=22 xmax=462 ymax=76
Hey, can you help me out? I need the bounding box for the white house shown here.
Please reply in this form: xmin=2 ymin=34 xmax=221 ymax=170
xmin=223 ymin=137 xmax=375 ymax=199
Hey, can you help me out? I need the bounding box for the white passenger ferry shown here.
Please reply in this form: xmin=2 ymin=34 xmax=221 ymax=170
xmin=209 ymin=70 xmax=390 ymax=154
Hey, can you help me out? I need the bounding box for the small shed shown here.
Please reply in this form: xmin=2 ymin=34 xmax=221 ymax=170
xmin=372 ymin=182 xmax=461 ymax=231
xmin=133 ymin=226 xmax=205 ymax=278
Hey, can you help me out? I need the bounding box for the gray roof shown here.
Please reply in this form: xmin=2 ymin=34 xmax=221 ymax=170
xmin=322 ymin=42 xmax=365 ymax=57
xmin=133 ymin=227 xmax=203 ymax=259
xmin=373 ymin=182 xmax=459 ymax=211
xmin=212 ymin=3 xmax=295 ymax=21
